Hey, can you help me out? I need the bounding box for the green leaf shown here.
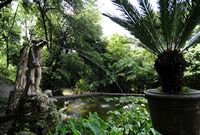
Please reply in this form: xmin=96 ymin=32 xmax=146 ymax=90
xmin=182 ymin=32 xmax=200 ymax=51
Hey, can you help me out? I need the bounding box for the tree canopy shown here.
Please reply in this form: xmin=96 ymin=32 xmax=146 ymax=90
xmin=0 ymin=0 xmax=199 ymax=93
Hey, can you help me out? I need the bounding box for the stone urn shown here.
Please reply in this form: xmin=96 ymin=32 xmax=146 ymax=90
xmin=145 ymin=89 xmax=200 ymax=135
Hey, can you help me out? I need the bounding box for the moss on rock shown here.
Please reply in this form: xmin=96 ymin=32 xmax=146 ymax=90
xmin=8 ymin=92 xmax=60 ymax=135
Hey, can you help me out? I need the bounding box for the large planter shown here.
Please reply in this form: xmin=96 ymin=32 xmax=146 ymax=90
xmin=145 ymin=89 xmax=200 ymax=135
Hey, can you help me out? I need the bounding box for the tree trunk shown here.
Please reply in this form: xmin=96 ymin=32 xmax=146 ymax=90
xmin=154 ymin=50 xmax=186 ymax=93
xmin=5 ymin=37 xmax=9 ymax=68
xmin=6 ymin=45 xmax=29 ymax=114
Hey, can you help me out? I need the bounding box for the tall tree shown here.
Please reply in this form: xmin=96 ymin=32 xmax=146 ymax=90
xmin=0 ymin=4 xmax=20 ymax=67
xmin=19 ymin=0 xmax=106 ymax=90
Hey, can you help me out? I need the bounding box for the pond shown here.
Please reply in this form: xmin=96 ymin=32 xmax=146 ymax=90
xmin=56 ymin=96 xmax=126 ymax=118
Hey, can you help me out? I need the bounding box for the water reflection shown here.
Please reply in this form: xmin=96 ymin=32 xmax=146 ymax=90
xmin=57 ymin=96 xmax=121 ymax=118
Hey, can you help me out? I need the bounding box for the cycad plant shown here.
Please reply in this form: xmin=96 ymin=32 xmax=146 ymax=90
xmin=104 ymin=0 xmax=200 ymax=93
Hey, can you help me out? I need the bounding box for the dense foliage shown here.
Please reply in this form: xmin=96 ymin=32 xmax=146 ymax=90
xmin=0 ymin=0 xmax=200 ymax=134
xmin=184 ymin=45 xmax=200 ymax=89
xmin=1 ymin=0 xmax=158 ymax=94
xmin=55 ymin=96 xmax=159 ymax=135
xmin=0 ymin=0 xmax=199 ymax=94
xmin=93 ymin=34 xmax=156 ymax=93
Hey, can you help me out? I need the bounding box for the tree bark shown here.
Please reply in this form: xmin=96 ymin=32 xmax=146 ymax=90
xmin=6 ymin=44 xmax=29 ymax=114
xmin=5 ymin=36 xmax=9 ymax=67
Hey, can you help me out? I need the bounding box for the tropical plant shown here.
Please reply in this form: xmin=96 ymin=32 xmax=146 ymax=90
xmin=54 ymin=112 xmax=123 ymax=135
xmin=104 ymin=0 xmax=200 ymax=93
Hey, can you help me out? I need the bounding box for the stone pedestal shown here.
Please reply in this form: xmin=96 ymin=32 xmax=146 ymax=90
xmin=7 ymin=92 xmax=60 ymax=135
xmin=6 ymin=90 xmax=23 ymax=114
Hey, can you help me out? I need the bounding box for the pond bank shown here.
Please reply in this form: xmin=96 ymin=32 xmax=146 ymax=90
xmin=55 ymin=93 xmax=145 ymax=118
xmin=54 ymin=92 xmax=144 ymax=100
xmin=0 ymin=93 xmax=145 ymax=134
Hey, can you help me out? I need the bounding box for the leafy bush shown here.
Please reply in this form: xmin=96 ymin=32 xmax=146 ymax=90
xmin=106 ymin=97 xmax=159 ymax=135
xmin=91 ymin=34 xmax=156 ymax=93
xmin=96 ymin=48 xmax=156 ymax=93
xmin=0 ymin=52 xmax=17 ymax=80
xmin=54 ymin=113 xmax=122 ymax=135
xmin=54 ymin=96 xmax=160 ymax=135
xmin=75 ymin=79 xmax=91 ymax=93
xmin=41 ymin=52 xmax=92 ymax=91
xmin=184 ymin=45 xmax=200 ymax=89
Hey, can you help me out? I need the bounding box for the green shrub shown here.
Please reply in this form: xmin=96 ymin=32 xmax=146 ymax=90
xmin=106 ymin=97 xmax=159 ymax=135
xmin=54 ymin=97 xmax=159 ymax=135
xmin=184 ymin=45 xmax=200 ymax=89
xmin=54 ymin=113 xmax=122 ymax=135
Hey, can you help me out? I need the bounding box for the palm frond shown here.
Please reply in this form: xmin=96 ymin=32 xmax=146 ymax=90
xmin=158 ymin=0 xmax=171 ymax=48
xmin=103 ymin=13 xmax=161 ymax=54
xmin=182 ymin=31 xmax=200 ymax=52
xmin=176 ymin=1 xmax=200 ymax=49
xmin=170 ymin=1 xmax=184 ymax=49
xmin=104 ymin=0 xmax=200 ymax=54
xmin=104 ymin=0 xmax=164 ymax=54
xmin=138 ymin=0 xmax=164 ymax=50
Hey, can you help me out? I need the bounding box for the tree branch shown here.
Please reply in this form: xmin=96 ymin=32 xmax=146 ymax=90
xmin=0 ymin=0 xmax=12 ymax=9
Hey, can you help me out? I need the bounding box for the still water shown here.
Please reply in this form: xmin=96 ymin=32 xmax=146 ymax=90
xmin=56 ymin=96 xmax=122 ymax=118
